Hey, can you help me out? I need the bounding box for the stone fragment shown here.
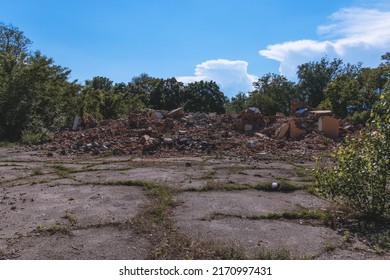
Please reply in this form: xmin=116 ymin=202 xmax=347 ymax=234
xmin=72 ymin=115 xmax=80 ymax=131
xmin=309 ymin=110 xmax=332 ymax=118
xmin=139 ymin=135 xmax=150 ymax=144
xmin=275 ymin=123 xmax=289 ymax=139
xmin=163 ymin=137 xmax=173 ymax=145
xmin=319 ymin=116 xmax=339 ymax=139
xmin=167 ymin=107 xmax=184 ymax=118
xmin=289 ymin=120 xmax=306 ymax=139
xmin=254 ymin=133 xmax=269 ymax=139
xmin=246 ymin=140 xmax=258 ymax=148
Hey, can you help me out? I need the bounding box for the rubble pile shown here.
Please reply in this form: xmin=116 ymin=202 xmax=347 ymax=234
xmin=42 ymin=107 xmax=357 ymax=159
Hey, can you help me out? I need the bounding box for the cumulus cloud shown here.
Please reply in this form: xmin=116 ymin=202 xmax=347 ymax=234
xmin=259 ymin=7 xmax=390 ymax=78
xmin=177 ymin=59 xmax=258 ymax=98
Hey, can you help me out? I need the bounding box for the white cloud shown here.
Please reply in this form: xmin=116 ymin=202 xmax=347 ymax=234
xmin=177 ymin=59 xmax=258 ymax=98
xmin=259 ymin=7 xmax=390 ymax=78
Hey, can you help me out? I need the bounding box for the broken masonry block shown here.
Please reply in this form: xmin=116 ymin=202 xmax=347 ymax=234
xmin=289 ymin=120 xmax=306 ymax=139
xmin=318 ymin=116 xmax=339 ymax=139
xmin=275 ymin=123 xmax=290 ymax=139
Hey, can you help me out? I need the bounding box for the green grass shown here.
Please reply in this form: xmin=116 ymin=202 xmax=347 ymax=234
xmin=103 ymin=179 xmax=176 ymax=226
xmin=204 ymin=208 xmax=329 ymax=222
xmin=254 ymin=179 xmax=314 ymax=193
xmin=63 ymin=210 xmax=78 ymax=225
xmin=188 ymin=180 xmax=249 ymax=192
xmin=31 ymin=167 xmax=43 ymax=176
xmin=188 ymin=179 xmax=315 ymax=193
xmin=199 ymin=170 xmax=216 ymax=179
xmin=0 ymin=141 xmax=11 ymax=147
xmin=52 ymin=165 xmax=77 ymax=179
xmin=293 ymin=166 xmax=308 ymax=177
xmin=36 ymin=224 xmax=70 ymax=235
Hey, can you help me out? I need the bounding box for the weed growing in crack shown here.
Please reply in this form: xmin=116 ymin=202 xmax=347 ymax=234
xmin=63 ymin=210 xmax=78 ymax=225
xmin=188 ymin=181 xmax=249 ymax=192
xmin=52 ymin=165 xmax=77 ymax=179
xmin=199 ymin=170 xmax=217 ymax=180
xmin=36 ymin=224 xmax=70 ymax=235
xmin=31 ymin=167 xmax=43 ymax=176
xmin=203 ymin=209 xmax=331 ymax=223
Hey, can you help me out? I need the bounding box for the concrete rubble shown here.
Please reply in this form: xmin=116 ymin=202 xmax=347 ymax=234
xmin=42 ymin=107 xmax=359 ymax=159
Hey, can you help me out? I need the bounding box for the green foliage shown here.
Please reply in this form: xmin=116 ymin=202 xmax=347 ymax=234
xmin=149 ymin=77 xmax=184 ymax=110
xmin=322 ymin=61 xmax=387 ymax=122
xmin=248 ymin=73 xmax=296 ymax=115
xmin=1 ymin=22 xmax=388 ymax=145
xmin=349 ymin=110 xmax=369 ymax=125
xmin=21 ymin=129 xmax=51 ymax=145
xmin=226 ymin=92 xmax=248 ymax=113
xmin=315 ymin=90 xmax=390 ymax=218
xmin=0 ymin=23 xmax=80 ymax=140
xmin=297 ymin=57 xmax=343 ymax=108
xmin=183 ymin=80 xmax=226 ymax=113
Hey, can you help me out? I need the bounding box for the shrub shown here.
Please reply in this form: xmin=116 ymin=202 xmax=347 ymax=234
xmin=315 ymin=90 xmax=390 ymax=218
xmin=21 ymin=128 xmax=52 ymax=145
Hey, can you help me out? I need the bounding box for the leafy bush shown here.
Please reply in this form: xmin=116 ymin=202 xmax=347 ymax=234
xmin=21 ymin=128 xmax=52 ymax=145
xmin=315 ymin=90 xmax=390 ymax=218
xmin=349 ymin=110 xmax=369 ymax=125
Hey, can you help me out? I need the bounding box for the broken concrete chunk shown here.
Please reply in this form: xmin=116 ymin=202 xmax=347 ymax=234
xmin=142 ymin=137 xmax=160 ymax=151
xmin=139 ymin=135 xmax=150 ymax=144
xmin=167 ymin=107 xmax=184 ymax=118
xmin=163 ymin=137 xmax=173 ymax=145
xmin=289 ymin=120 xmax=306 ymax=139
xmin=72 ymin=115 xmax=80 ymax=131
xmin=149 ymin=110 xmax=163 ymax=120
xmin=246 ymin=140 xmax=258 ymax=148
xmin=319 ymin=116 xmax=339 ymax=139
xmin=275 ymin=123 xmax=289 ymax=139
xmin=310 ymin=110 xmax=332 ymax=118
xmin=254 ymin=133 xmax=270 ymax=139
xmin=247 ymin=107 xmax=261 ymax=114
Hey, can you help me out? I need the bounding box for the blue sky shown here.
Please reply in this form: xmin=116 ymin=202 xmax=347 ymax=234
xmin=1 ymin=0 xmax=389 ymax=97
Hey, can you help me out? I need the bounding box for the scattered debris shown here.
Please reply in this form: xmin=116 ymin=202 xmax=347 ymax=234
xmin=41 ymin=106 xmax=358 ymax=159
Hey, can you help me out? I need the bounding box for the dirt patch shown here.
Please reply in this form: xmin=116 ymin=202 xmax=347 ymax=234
xmin=1 ymin=226 xmax=148 ymax=260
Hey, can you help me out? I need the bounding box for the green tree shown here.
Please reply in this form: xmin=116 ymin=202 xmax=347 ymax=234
xmin=226 ymin=92 xmax=248 ymax=113
xmin=297 ymin=57 xmax=343 ymax=108
xmin=0 ymin=23 xmax=80 ymax=140
xmin=323 ymin=59 xmax=388 ymax=121
xmin=248 ymin=73 xmax=296 ymax=115
xmin=85 ymin=76 xmax=113 ymax=91
xmin=381 ymin=52 xmax=390 ymax=66
xmin=183 ymin=80 xmax=226 ymax=113
xmin=323 ymin=74 xmax=360 ymax=118
xmin=149 ymin=77 xmax=184 ymax=110
xmin=129 ymin=73 xmax=160 ymax=105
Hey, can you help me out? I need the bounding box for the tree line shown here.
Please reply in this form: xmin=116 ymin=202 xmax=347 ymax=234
xmin=227 ymin=55 xmax=389 ymax=121
xmin=0 ymin=22 xmax=389 ymax=143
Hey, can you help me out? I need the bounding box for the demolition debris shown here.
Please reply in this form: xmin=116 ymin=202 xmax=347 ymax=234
xmin=42 ymin=107 xmax=358 ymax=159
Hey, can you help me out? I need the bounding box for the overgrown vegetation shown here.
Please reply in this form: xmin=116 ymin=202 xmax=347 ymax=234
xmin=1 ymin=22 xmax=389 ymax=142
xmin=315 ymin=88 xmax=390 ymax=219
